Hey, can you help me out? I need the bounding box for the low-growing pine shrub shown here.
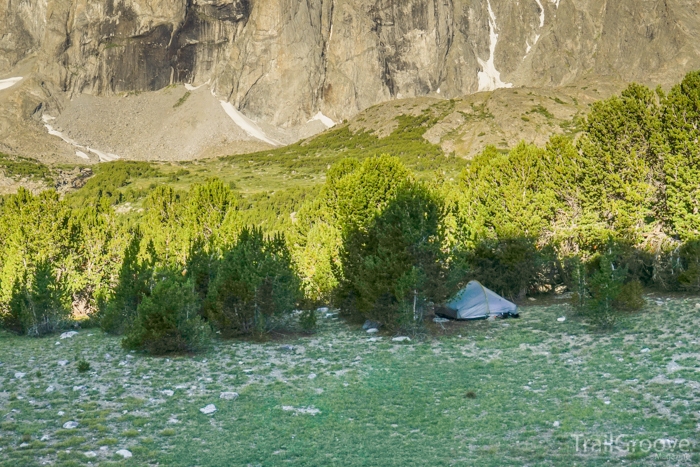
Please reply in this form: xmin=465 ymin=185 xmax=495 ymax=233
xmin=122 ymin=273 xmax=211 ymax=354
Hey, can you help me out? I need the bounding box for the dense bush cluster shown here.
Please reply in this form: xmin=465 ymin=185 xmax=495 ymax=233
xmin=1 ymin=72 xmax=700 ymax=341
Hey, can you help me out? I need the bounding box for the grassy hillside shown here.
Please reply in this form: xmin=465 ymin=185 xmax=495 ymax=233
xmin=1 ymin=296 xmax=699 ymax=466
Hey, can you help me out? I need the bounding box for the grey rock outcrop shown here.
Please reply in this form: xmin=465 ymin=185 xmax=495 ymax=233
xmin=2 ymin=0 xmax=700 ymax=138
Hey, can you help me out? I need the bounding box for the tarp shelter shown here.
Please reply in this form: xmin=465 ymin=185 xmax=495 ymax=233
xmin=439 ymin=281 xmax=518 ymax=320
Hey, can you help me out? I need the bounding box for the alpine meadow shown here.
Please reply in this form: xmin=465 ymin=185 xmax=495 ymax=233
xmin=2 ymin=1 xmax=700 ymax=464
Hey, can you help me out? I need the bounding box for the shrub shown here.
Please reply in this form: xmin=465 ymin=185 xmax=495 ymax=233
xmin=677 ymin=240 xmax=700 ymax=292
xmin=298 ymin=309 xmax=317 ymax=332
xmin=122 ymin=273 xmax=211 ymax=354
xmin=571 ymin=248 xmax=645 ymax=329
xmin=101 ymin=233 xmax=153 ymax=335
xmin=77 ymin=360 xmax=90 ymax=373
xmin=206 ymin=227 xmax=301 ymax=336
xmin=5 ymin=262 xmax=68 ymax=336
xmin=335 ymin=182 xmax=446 ymax=328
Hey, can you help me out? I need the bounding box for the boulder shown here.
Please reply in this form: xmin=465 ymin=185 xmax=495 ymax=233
xmin=63 ymin=421 xmax=79 ymax=429
xmin=200 ymin=404 xmax=217 ymax=415
xmin=363 ymin=320 xmax=381 ymax=330
xmin=116 ymin=449 xmax=132 ymax=459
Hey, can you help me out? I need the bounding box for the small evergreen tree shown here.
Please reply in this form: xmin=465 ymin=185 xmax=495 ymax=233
xmin=101 ymin=232 xmax=154 ymax=335
xmin=122 ymin=272 xmax=210 ymax=354
xmin=206 ymin=227 xmax=301 ymax=336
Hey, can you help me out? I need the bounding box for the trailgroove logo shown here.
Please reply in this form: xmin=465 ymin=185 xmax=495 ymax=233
xmin=572 ymin=434 xmax=693 ymax=460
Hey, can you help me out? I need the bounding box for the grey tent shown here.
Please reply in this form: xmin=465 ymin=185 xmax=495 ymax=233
xmin=439 ymin=281 xmax=518 ymax=320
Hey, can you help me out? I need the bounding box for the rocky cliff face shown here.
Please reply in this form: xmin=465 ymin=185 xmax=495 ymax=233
xmin=2 ymin=0 xmax=700 ymax=130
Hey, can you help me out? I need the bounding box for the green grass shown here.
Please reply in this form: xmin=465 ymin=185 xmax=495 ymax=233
xmin=173 ymin=91 xmax=191 ymax=108
xmin=1 ymin=296 xmax=699 ymax=465
xmin=0 ymin=153 xmax=52 ymax=182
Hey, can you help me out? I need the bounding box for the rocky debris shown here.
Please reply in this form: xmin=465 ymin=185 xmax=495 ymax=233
xmin=14 ymin=372 xmax=25 ymax=379
xmin=46 ymin=385 xmax=55 ymax=393
xmin=392 ymin=336 xmax=411 ymax=342
xmin=58 ymin=360 xmax=68 ymax=366
xmin=116 ymin=449 xmax=132 ymax=459
xmin=62 ymin=421 xmax=79 ymax=429
xmin=60 ymin=331 xmax=78 ymax=339
xmin=84 ymin=451 xmax=97 ymax=458
xmin=281 ymin=406 xmax=320 ymax=416
xmin=161 ymin=390 xmax=174 ymax=397
xmin=220 ymin=392 xmax=239 ymax=400
xmin=200 ymin=404 xmax=217 ymax=415
xmin=363 ymin=320 xmax=381 ymax=330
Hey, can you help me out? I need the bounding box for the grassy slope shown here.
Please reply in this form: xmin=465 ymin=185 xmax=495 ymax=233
xmin=1 ymin=296 xmax=699 ymax=466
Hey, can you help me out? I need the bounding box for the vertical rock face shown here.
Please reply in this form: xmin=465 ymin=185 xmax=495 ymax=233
xmin=2 ymin=0 xmax=700 ymax=128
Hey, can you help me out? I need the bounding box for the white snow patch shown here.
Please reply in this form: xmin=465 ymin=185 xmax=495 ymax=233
xmin=87 ymin=147 xmax=120 ymax=162
xmin=42 ymin=115 xmax=119 ymax=161
xmin=477 ymin=0 xmax=513 ymax=92
xmin=219 ymin=101 xmax=280 ymax=146
xmin=308 ymin=111 xmax=335 ymax=128
xmin=0 ymin=77 xmax=22 ymax=91
xmin=535 ymin=0 xmax=545 ymax=27
xmin=281 ymin=406 xmax=321 ymax=416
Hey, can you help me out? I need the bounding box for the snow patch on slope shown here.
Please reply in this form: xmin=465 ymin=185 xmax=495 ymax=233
xmin=219 ymin=101 xmax=280 ymax=146
xmin=42 ymin=115 xmax=120 ymax=162
xmin=0 ymin=77 xmax=22 ymax=91
xmin=308 ymin=111 xmax=335 ymax=128
xmin=535 ymin=0 xmax=545 ymax=27
xmin=477 ymin=0 xmax=513 ymax=92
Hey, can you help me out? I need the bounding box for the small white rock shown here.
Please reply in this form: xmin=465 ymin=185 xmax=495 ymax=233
xmin=116 ymin=449 xmax=132 ymax=459
xmin=695 ymin=303 xmax=700 ymax=309
xmin=73 ymin=385 xmax=85 ymax=391
xmin=220 ymin=392 xmax=239 ymax=400
xmin=14 ymin=372 xmax=25 ymax=379
xmin=433 ymin=317 xmax=450 ymax=323
xmin=63 ymin=421 xmax=79 ymax=429
xmin=55 ymin=341 xmax=60 ymax=345
xmin=366 ymin=328 xmax=379 ymax=334
xmin=19 ymin=442 xmax=29 ymax=448
xmin=84 ymin=451 xmax=97 ymax=458
xmin=308 ymin=373 xmax=317 ymax=380
xmin=161 ymin=390 xmax=174 ymax=397
xmin=641 ymin=348 xmax=650 ymax=353
xmin=41 ymin=435 xmax=50 ymax=441
xmin=60 ymin=331 xmax=78 ymax=339
xmin=557 ymin=317 xmax=566 ymax=322
xmin=604 ymin=401 xmax=611 ymax=405
xmin=392 ymin=336 xmax=411 ymax=342
xmin=200 ymin=404 xmax=217 ymax=415
xmin=58 ymin=360 xmax=68 ymax=366
xmin=553 ymin=421 xmax=560 ymax=427
xmin=57 ymin=411 xmax=65 ymax=416
xmin=46 ymin=385 xmax=55 ymax=393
